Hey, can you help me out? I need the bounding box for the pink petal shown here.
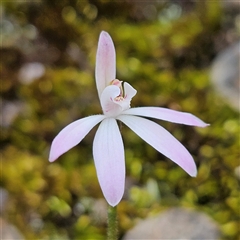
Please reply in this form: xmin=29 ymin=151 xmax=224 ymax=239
xmin=95 ymin=31 xmax=116 ymax=99
xmin=49 ymin=115 xmax=105 ymax=162
xmin=117 ymin=115 xmax=197 ymax=177
xmin=122 ymin=107 xmax=209 ymax=127
xmin=93 ymin=118 xmax=125 ymax=206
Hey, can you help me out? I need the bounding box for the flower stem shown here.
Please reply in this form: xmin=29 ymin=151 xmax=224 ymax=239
xmin=107 ymin=205 xmax=118 ymax=240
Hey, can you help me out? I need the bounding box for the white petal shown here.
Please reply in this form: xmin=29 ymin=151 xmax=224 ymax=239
xmin=122 ymin=107 xmax=209 ymax=127
xmin=93 ymin=118 xmax=125 ymax=206
xmin=95 ymin=31 xmax=116 ymax=99
xmin=49 ymin=115 xmax=105 ymax=162
xmin=123 ymin=82 xmax=137 ymax=101
xmin=100 ymin=85 xmax=122 ymax=116
xmin=117 ymin=115 xmax=197 ymax=176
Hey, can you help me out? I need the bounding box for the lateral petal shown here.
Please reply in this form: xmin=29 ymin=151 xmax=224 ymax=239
xmin=93 ymin=118 xmax=125 ymax=206
xmin=49 ymin=115 xmax=105 ymax=162
xmin=122 ymin=107 xmax=209 ymax=127
xmin=117 ymin=115 xmax=197 ymax=177
xmin=95 ymin=31 xmax=116 ymax=99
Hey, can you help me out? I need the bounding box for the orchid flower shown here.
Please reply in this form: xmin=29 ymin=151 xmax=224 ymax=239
xmin=49 ymin=31 xmax=209 ymax=207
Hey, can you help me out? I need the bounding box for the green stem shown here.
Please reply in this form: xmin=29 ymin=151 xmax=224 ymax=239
xmin=107 ymin=205 xmax=118 ymax=240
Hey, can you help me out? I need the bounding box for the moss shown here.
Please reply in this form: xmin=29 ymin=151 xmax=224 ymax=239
xmin=1 ymin=1 xmax=239 ymax=239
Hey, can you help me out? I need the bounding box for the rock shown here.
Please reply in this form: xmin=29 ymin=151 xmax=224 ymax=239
xmin=91 ymin=199 xmax=108 ymax=224
xmin=0 ymin=189 xmax=25 ymax=239
xmin=221 ymin=0 xmax=240 ymax=9
xmin=211 ymin=41 xmax=240 ymax=111
xmin=0 ymin=218 xmax=25 ymax=240
xmin=0 ymin=99 xmax=23 ymax=128
xmin=123 ymin=207 xmax=221 ymax=239
xmin=234 ymin=165 xmax=240 ymax=180
xmin=0 ymin=188 xmax=8 ymax=215
xmin=18 ymin=62 xmax=45 ymax=84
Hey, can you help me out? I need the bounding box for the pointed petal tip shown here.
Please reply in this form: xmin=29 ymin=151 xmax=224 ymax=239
xmin=190 ymin=115 xmax=210 ymax=128
xmin=180 ymin=163 xmax=197 ymax=177
xmin=182 ymin=160 xmax=197 ymax=177
xmin=99 ymin=31 xmax=112 ymax=43
xmin=106 ymin=198 xmax=121 ymax=207
xmin=48 ymin=156 xmax=56 ymax=163
xmin=197 ymin=120 xmax=210 ymax=128
xmin=49 ymin=150 xmax=59 ymax=162
xmin=100 ymin=30 xmax=108 ymax=35
xmin=190 ymin=170 xmax=197 ymax=177
xmin=188 ymin=114 xmax=210 ymax=128
xmin=100 ymin=30 xmax=111 ymax=37
xmin=101 ymin=185 xmax=123 ymax=207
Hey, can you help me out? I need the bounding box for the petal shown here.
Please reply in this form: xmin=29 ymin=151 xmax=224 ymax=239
xmin=123 ymin=82 xmax=137 ymax=101
xmin=122 ymin=107 xmax=209 ymax=127
xmin=117 ymin=115 xmax=197 ymax=176
xmin=49 ymin=115 xmax=105 ymax=162
xmin=100 ymin=85 xmax=122 ymax=116
xmin=95 ymin=31 xmax=116 ymax=99
xmin=93 ymin=118 xmax=125 ymax=206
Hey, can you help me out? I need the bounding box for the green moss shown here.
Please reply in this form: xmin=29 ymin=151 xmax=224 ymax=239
xmin=1 ymin=1 xmax=239 ymax=239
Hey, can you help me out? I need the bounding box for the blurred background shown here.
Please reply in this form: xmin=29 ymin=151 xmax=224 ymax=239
xmin=1 ymin=0 xmax=239 ymax=239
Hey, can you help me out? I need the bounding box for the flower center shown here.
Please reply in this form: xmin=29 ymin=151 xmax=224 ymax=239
xmin=114 ymin=96 xmax=124 ymax=101
xmin=100 ymin=79 xmax=137 ymax=117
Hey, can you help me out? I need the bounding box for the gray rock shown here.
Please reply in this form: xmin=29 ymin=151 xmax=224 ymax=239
xmin=234 ymin=165 xmax=240 ymax=180
xmin=91 ymin=198 xmax=108 ymax=224
xmin=0 ymin=189 xmax=25 ymax=239
xmin=0 ymin=188 xmax=8 ymax=215
xmin=18 ymin=62 xmax=45 ymax=84
xmin=0 ymin=218 xmax=25 ymax=240
xmin=221 ymin=0 xmax=240 ymax=9
xmin=123 ymin=207 xmax=221 ymax=240
xmin=0 ymin=99 xmax=23 ymax=128
xmin=211 ymin=41 xmax=240 ymax=111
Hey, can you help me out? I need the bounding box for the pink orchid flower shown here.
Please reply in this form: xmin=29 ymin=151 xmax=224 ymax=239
xmin=49 ymin=31 xmax=209 ymax=206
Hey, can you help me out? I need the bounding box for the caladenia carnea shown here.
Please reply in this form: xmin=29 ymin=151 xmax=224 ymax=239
xmin=49 ymin=31 xmax=209 ymax=239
